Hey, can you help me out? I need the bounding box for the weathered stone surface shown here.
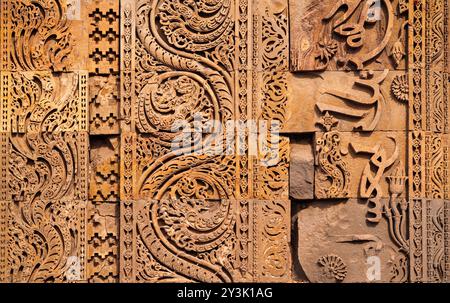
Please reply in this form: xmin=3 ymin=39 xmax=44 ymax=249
xmin=89 ymin=136 xmax=120 ymax=202
xmin=290 ymin=138 xmax=314 ymax=200
xmin=289 ymin=0 xmax=408 ymax=71
xmin=0 ymin=0 xmax=449 ymax=284
xmin=284 ymin=71 xmax=408 ymax=133
xmin=87 ymin=201 xmax=119 ymax=282
xmin=314 ymin=131 xmax=407 ymax=200
xmin=89 ymin=75 xmax=120 ymax=135
xmin=297 ymin=199 xmax=408 ymax=283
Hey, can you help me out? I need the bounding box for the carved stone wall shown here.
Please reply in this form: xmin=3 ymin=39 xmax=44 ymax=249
xmin=0 ymin=0 xmax=448 ymax=283
xmin=288 ymin=0 xmax=450 ymax=283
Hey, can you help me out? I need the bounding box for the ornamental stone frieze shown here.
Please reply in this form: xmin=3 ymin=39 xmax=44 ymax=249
xmin=0 ymin=0 xmax=449 ymax=283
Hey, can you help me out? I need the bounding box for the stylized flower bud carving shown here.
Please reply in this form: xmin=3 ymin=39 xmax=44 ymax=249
xmin=386 ymin=164 xmax=407 ymax=195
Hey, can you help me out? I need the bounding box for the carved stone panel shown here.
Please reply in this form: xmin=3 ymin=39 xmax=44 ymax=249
xmin=314 ymin=131 xmax=407 ymax=201
xmin=4 ymin=129 xmax=88 ymax=282
xmin=297 ymin=199 xmax=408 ymax=283
xmin=89 ymin=76 xmax=120 ymax=135
xmin=284 ymin=70 xmax=408 ymax=133
xmin=290 ymin=0 xmax=409 ymax=71
xmin=119 ymin=199 xmax=291 ymax=283
xmin=89 ymin=136 xmax=119 ymax=202
xmin=87 ymin=201 xmax=119 ymax=282
xmin=114 ymin=0 xmax=293 ymax=284
xmin=0 ymin=0 xmax=449 ymax=285
xmin=87 ymin=0 xmax=119 ymax=75
xmin=254 ymin=136 xmax=290 ymax=201
xmin=2 ymin=71 xmax=88 ymax=134
xmin=1 ymin=0 xmax=88 ymax=72
xmin=409 ymin=199 xmax=450 ymax=282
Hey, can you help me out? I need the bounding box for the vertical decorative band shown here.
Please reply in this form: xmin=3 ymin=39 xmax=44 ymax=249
xmin=254 ymin=200 xmax=291 ymax=282
xmin=79 ymin=71 xmax=88 ymax=132
xmin=237 ymin=0 xmax=250 ymax=199
xmin=78 ymin=201 xmax=87 ymax=281
xmin=0 ymin=74 xmax=9 ymax=213
xmin=120 ymin=132 xmax=135 ymax=201
xmin=236 ymin=200 xmax=253 ymax=281
xmin=0 ymin=0 xmax=10 ymax=71
xmin=409 ymin=0 xmax=425 ymax=131
xmin=120 ymin=134 xmax=135 ymax=281
xmin=410 ymin=198 xmax=424 ymax=282
xmin=408 ymin=0 xmax=424 ymax=282
xmin=1 ymin=72 xmax=9 ymax=133
xmin=0 ymin=200 xmax=6 ymax=282
xmin=0 ymin=110 xmax=6 ymax=281
xmin=251 ymin=12 xmax=260 ymax=201
xmin=78 ymin=132 xmax=88 ymax=201
xmin=120 ymin=200 xmax=135 ymax=282
xmin=445 ymin=201 xmax=449 ymax=282
xmin=0 ymin=61 xmax=7 ymax=280
xmin=120 ymin=0 xmax=136 ymax=282
xmin=120 ymin=0 xmax=136 ymax=133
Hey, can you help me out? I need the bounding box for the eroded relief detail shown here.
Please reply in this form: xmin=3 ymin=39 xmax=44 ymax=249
xmin=0 ymin=0 xmax=449 ymax=284
xmin=315 ymin=113 xmax=350 ymax=199
xmin=87 ymin=201 xmax=119 ymax=282
xmin=317 ymin=254 xmax=348 ymax=282
xmin=290 ymin=0 xmax=449 ymax=284
xmin=290 ymin=0 xmax=409 ymax=71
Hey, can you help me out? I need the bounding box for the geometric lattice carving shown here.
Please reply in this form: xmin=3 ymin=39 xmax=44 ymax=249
xmin=87 ymin=201 xmax=119 ymax=282
xmin=87 ymin=0 xmax=119 ymax=75
xmin=89 ymin=76 xmax=120 ymax=135
xmin=89 ymin=136 xmax=119 ymax=202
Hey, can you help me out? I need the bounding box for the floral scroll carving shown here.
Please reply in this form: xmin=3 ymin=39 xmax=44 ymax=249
xmin=1 ymin=71 xmax=88 ymax=282
xmin=118 ymin=0 xmax=292 ymax=283
xmin=315 ymin=113 xmax=350 ymax=199
xmin=4 ymin=0 xmax=75 ymax=71
xmin=0 ymin=0 xmax=448 ymax=285
xmin=290 ymin=0 xmax=409 ymax=71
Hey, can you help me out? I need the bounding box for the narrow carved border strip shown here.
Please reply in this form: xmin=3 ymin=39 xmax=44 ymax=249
xmin=445 ymin=200 xmax=450 ymax=281
xmin=79 ymin=200 xmax=87 ymax=281
xmin=79 ymin=71 xmax=88 ymax=132
xmin=0 ymin=0 xmax=9 ymax=70
xmin=120 ymin=0 xmax=135 ymax=132
xmin=0 ymin=72 xmax=9 ymax=133
xmin=409 ymin=0 xmax=425 ymax=131
xmin=0 ymin=200 xmax=5 ymax=282
xmin=120 ymin=200 xmax=135 ymax=282
xmin=254 ymin=199 xmax=291 ymax=282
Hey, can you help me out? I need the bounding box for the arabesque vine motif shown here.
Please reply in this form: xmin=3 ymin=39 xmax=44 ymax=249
xmin=8 ymin=0 xmax=74 ymax=71
xmin=118 ymin=0 xmax=292 ymax=282
xmin=3 ymin=0 xmax=449 ymax=284
xmin=3 ymin=71 xmax=88 ymax=282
